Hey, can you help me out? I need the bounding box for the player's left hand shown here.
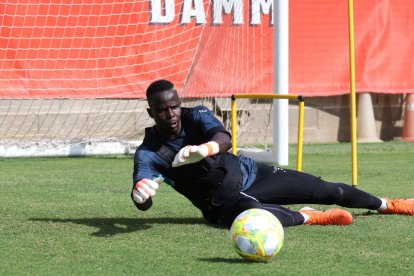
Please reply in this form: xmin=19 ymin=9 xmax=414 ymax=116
xmin=172 ymin=141 xmax=219 ymax=167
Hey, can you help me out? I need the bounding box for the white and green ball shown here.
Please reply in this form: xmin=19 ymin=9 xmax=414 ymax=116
xmin=230 ymin=208 xmax=284 ymax=262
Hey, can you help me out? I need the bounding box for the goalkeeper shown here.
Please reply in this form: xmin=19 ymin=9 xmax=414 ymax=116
xmin=132 ymin=79 xmax=414 ymax=227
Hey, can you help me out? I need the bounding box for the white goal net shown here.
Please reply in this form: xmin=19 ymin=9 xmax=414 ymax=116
xmin=0 ymin=0 xmax=280 ymax=157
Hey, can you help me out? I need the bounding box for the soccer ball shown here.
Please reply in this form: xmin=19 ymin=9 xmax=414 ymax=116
xmin=230 ymin=208 xmax=284 ymax=262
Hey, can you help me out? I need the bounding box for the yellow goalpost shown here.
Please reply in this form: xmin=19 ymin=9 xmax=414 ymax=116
xmin=230 ymin=94 xmax=305 ymax=172
xmin=230 ymin=0 xmax=357 ymax=184
xmin=348 ymin=0 xmax=358 ymax=186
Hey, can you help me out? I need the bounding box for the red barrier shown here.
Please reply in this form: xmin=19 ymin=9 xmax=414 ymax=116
xmin=0 ymin=0 xmax=413 ymax=99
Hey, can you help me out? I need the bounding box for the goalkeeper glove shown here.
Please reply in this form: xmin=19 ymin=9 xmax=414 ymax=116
xmin=172 ymin=141 xmax=220 ymax=167
xmin=132 ymin=178 xmax=159 ymax=204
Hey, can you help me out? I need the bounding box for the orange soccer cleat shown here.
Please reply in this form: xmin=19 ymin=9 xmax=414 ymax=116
xmin=299 ymin=207 xmax=353 ymax=226
xmin=378 ymin=198 xmax=414 ymax=216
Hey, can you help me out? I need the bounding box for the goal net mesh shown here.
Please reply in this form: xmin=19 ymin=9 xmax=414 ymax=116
xmin=0 ymin=0 xmax=276 ymax=157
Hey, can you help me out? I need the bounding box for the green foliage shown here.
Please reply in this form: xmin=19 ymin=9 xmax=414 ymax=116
xmin=0 ymin=142 xmax=413 ymax=275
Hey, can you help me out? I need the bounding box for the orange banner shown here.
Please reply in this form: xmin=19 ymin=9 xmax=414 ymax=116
xmin=0 ymin=0 xmax=413 ymax=98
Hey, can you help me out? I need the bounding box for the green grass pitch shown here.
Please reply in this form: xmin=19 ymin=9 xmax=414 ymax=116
xmin=0 ymin=142 xmax=413 ymax=275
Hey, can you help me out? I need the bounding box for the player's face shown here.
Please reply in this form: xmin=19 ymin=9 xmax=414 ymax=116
xmin=147 ymin=89 xmax=182 ymax=139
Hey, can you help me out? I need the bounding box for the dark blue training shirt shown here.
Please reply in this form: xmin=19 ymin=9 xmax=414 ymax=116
xmin=132 ymin=105 xmax=257 ymax=191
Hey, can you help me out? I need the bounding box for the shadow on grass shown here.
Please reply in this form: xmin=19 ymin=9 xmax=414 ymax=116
xmin=197 ymin=257 xmax=253 ymax=264
xmin=352 ymin=210 xmax=381 ymax=217
xmin=30 ymin=217 xmax=207 ymax=237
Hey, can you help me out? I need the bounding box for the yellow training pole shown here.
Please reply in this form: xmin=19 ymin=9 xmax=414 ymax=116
xmin=348 ymin=0 xmax=358 ymax=186
xmin=232 ymin=94 xmax=300 ymax=101
xmin=296 ymin=97 xmax=305 ymax=172
xmin=231 ymin=96 xmax=237 ymax=155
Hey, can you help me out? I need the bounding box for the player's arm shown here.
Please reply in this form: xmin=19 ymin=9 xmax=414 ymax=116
xmin=210 ymin=131 xmax=232 ymax=153
xmin=172 ymin=131 xmax=231 ymax=167
xmin=132 ymin=148 xmax=164 ymax=211
xmin=172 ymin=106 xmax=232 ymax=167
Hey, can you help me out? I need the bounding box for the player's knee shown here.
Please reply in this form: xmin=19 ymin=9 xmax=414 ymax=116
xmin=314 ymin=182 xmax=345 ymax=204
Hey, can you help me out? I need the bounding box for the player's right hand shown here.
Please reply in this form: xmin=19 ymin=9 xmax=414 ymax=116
xmin=132 ymin=178 xmax=159 ymax=204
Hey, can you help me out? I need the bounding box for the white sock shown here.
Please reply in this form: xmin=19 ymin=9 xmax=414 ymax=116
xmin=301 ymin=213 xmax=310 ymax=223
xmin=377 ymin=198 xmax=388 ymax=211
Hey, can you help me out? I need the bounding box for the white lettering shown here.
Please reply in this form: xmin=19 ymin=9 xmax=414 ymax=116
xmin=149 ymin=0 xmax=273 ymax=25
xmin=251 ymin=0 xmax=273 ymax=25
xmin=213 ymin=0 xmax=243 ymax=25
xmin=181 ymin=0 xmax=206 ymax=24
xmin=150 ymin=0 xmax=175 ymax=24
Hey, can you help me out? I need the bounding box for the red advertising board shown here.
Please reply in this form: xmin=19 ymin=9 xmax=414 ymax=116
xmin=0 ymin=0 xmax=413 ymax=98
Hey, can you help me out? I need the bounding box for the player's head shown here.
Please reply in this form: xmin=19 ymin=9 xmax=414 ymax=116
xmin=146 ymin=79 xmax=182 ymax=139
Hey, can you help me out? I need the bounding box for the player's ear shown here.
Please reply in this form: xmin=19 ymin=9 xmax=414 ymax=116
xmin=147 ymin=108 xmax=153 ymax=118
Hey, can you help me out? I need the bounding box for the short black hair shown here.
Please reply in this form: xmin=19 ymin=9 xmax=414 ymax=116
xmin=146 ymin=79 xmax=174 ymax=98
